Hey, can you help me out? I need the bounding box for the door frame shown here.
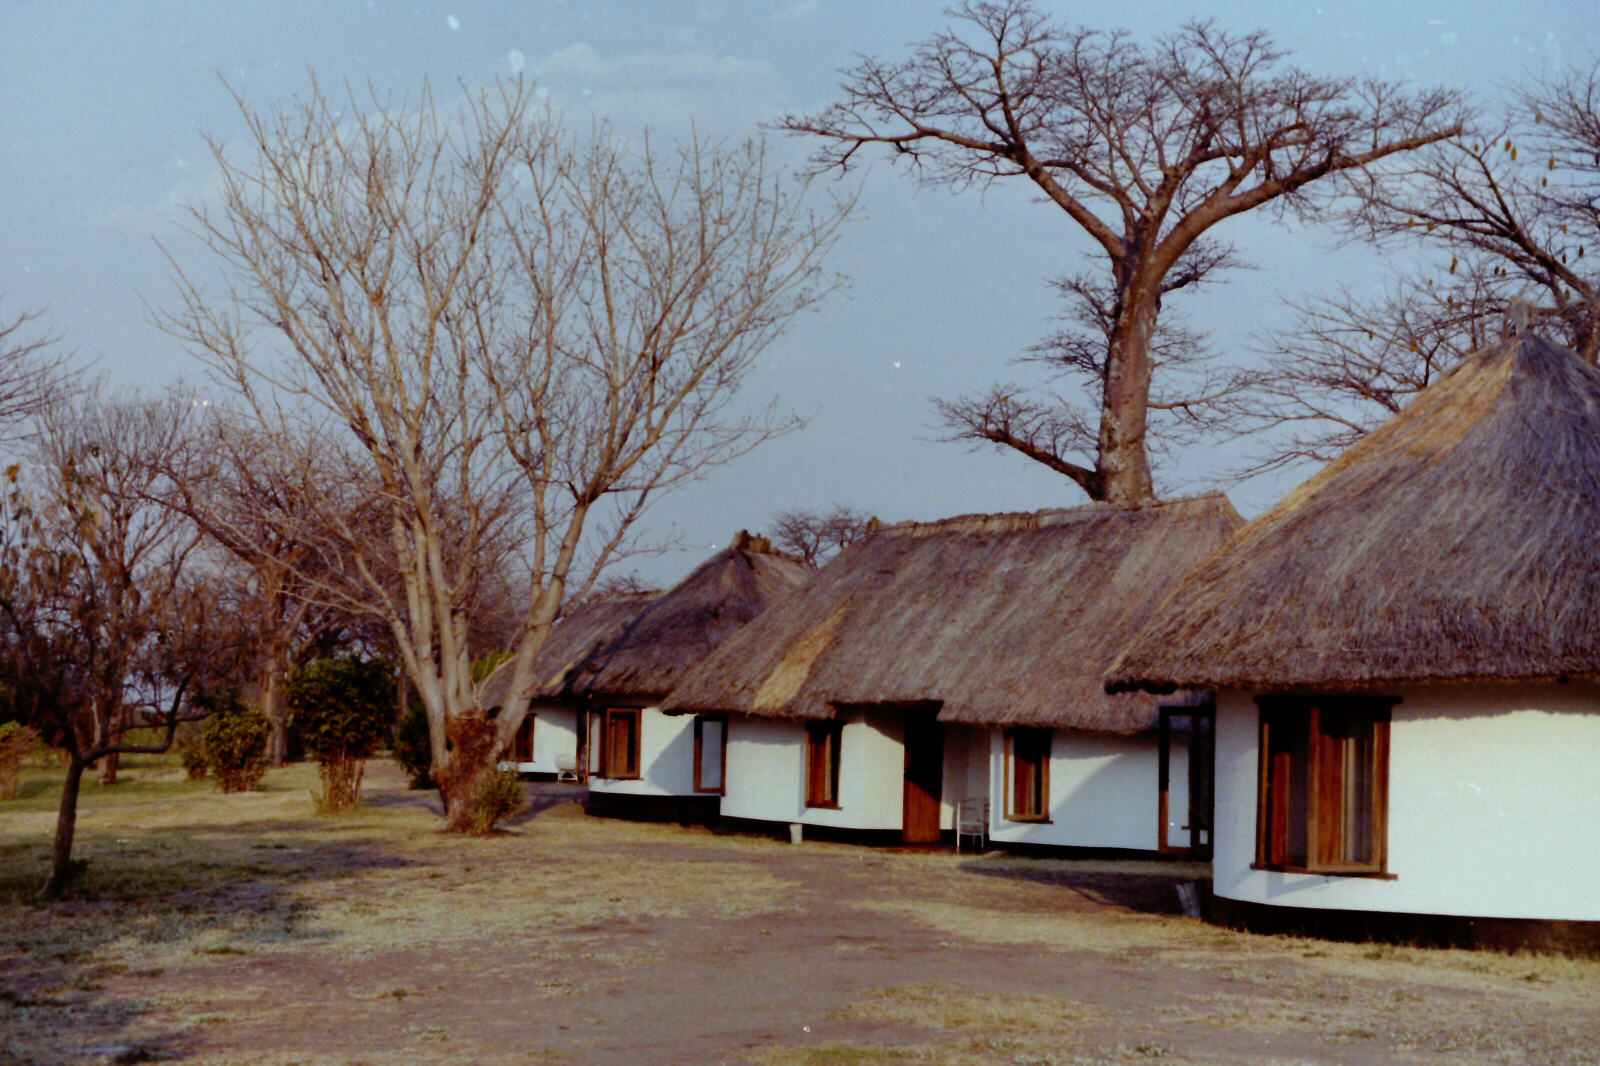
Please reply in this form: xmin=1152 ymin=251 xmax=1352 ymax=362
xmin=901 ymin=706 xmax=944 ymax=844
xmin=1158 ymin=699 xmax=1215 ymax=859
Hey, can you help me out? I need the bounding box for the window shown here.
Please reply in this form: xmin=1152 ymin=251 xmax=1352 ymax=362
xmin=510 ymin=713 xmax=535 ymax=764
xmin=805 ymin=720 xmax=842 ymax=809
xmin=1005 ymin=727 xmax=1051 ymax=822
xmin=597 ymin=707 xmax=641 ymax=780
xmin=693 ymin=715 xmax=726 ymax=795
xmin=1256 ymin=697 xmax=1392 ymax=875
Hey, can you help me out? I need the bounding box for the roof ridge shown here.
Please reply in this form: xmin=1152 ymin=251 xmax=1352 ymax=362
xmin=868 ymin=492 xmax=1234 ymax=540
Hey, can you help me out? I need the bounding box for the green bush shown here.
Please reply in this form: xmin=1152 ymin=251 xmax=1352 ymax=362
xmin=176 ymin=725 xmax=208 ymax=781
xmin=285 ymin=656 xmax=396 ymax=813
xmin=201 ymin=696 xmax=270 ymax=793
xmin=0 ymin=721 xmax=41 ymax=800
xmin=466 ymin=768 xmax=528 ymax=834
xmin=393 ymin=698 xmax=434 ymax=790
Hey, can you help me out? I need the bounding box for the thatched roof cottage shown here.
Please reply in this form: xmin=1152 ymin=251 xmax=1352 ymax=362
xmin=482 ymin=590 xmax=658 ymax=779
xmin=1109 ymin=331 xmax=1600 ymax=953
xmin=577 ymin=531 xmax=810 ymax=822
xmin=664 ymin=495 xmax=1242 ymax=849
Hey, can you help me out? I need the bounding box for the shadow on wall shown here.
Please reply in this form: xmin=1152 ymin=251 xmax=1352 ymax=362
xmin=639 ymin=714 xmax=696 ymax=792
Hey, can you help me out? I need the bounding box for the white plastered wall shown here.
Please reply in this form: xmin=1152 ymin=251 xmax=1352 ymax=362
xmin=499 ymin=699 xmax=579 ymax=776
xmin=721 ymin=711 xmax=908 ymax=831
xmin=1214 ymin=682 xmax=1600 ymax=921
xmin=986 ymin=729 xmax=1162 ymax=851
xmin=586 ymin=705 xmax=697 ymax=798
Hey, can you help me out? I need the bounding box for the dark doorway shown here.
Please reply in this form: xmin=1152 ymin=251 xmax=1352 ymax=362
xmin=1159 ymin=701 xmax=1214 ymax=859
xmin=902 ymin=709 xmax=944 ymax=844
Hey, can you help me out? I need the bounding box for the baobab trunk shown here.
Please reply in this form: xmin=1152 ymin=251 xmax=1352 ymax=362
xmin=1096 ymin=288 xmax=1160 ymax=507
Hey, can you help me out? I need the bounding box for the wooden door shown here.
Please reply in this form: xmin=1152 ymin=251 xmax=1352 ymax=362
xmin=902 ymin=710 xmax=944 ymax=844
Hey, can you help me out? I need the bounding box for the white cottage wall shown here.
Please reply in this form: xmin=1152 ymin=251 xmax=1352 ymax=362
xmin=499 ymin=700 xmax=580 ymax=777
xmin=1214 ymin=683 xmax=1600 ymax=922
xmin=587 ymin=706 xmax=697 ymax=797
xmin=987 ymin=730 xmax=1163 ymax=851
xmin=721 ymin=712 xmax=905 ymax=831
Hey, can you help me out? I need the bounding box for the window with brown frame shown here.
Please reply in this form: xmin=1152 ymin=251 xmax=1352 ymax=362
xmin=597 ymin=707 xmax=641 ymax=780
xmin=509 ymin=713 xmax=535 ymax=763
xmin=1256 ymin=696 xmax=1393 ymax=875
xmin=1005 ymin=727 xmax=1051 ymax=822
xmin=805 ymin=720 xmax=842 ymax=809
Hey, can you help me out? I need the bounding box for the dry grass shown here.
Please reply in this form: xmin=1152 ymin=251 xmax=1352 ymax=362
xmin=835 ymin=982 xmax=1090 ymax=1034
xmin=4 ymin=757 xmax=1599 ymax=1066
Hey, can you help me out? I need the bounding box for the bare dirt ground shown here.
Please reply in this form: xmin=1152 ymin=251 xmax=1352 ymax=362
xmin=3 ymin=762 xmax=1598 ymax=1066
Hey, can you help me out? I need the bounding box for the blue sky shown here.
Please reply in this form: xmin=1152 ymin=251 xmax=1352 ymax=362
xmin=3 ymin=2 xmax=1594 ymax=586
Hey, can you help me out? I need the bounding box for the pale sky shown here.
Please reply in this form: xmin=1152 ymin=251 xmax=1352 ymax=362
xmin=2 ymin=1 xmax=1594 ymax=587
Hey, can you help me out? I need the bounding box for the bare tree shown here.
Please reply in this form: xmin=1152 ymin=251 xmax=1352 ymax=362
xmin=770 ymin=505 xmax=874 ymax=568
xmin=1240 ymin=63 xmax=1600 ymax=473
xmin=0 ymin=303 xmax=74 ymax=438
xmin=783 ymin=1 xmax=1461 ymax=504
xmin=1353 ymin=62 xmax=1600 ymax=361
xmin=0 ymin=389 xmax=243 ymax=896
xmin=164 ymin=79 xmax=850 ymax=830
xmin=1230 ymin=272 xmax=1499 ymax=474
xmin=161 ymin=416 xmax=400 ymax=764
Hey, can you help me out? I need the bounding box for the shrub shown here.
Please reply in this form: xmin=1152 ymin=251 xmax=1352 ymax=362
xmin=201 ymin=696 xmax=271 ymax=793
xmin=285 ymin=656 xmax=396 ymax=813
xmin=176 ymin=724 xmax=208 ymax=781
xmin=393 ymin=698 xmax=434 ymax=790
xmin=465 ymin=769 xmax=528 ymax=834
xmin=0 ymin=721 xmax=41 ymax=800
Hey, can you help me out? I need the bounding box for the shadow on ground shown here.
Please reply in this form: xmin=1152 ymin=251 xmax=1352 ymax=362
xmin=1 ymin=806 xmax=428 ymax=1065
xmin=957 ymin=855 xmax=1204 ymax=916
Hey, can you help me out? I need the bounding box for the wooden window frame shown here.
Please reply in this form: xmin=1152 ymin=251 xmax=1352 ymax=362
xmin=1254 ymin=695 xmax=1394 ymax=877
xmin=597 ymin=707 xmax=642 ymax=781
xmin=805 ymin=720 xmax=843 ymax=809
xmin=1004 ymin=727 xmax=1052 ymax=823
xmin=692 ymin=714 xmax=727 ymax=795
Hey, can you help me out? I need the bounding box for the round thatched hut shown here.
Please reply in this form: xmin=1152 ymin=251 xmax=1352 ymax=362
xmin=1109 ymin=331 xmax=1600 ymax=954
xmin=480 ymin=591 xmax=658 ymax=780
xmin=573 ymin=531 xmax=810 ymax=823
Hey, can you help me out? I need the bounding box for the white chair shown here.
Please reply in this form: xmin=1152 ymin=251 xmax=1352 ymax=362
xmin=954 ymin=796 xmax=988 ymax=853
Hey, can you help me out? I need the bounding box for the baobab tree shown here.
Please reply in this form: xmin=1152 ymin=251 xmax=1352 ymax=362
xmin=164 ymin=79 xmax=850 ymax=830
xmin=783 ymin=1 xmax=1461 ymax=504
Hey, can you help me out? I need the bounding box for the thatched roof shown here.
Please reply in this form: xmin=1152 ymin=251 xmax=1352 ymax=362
xmin=569 ymin=532 xmax=811 ymax=700
xmin=661 ymin=495 xmax=1242 ymax=732
xmin=479 ymin=591 xmax=659 ymax=707
xmin=1108 ymin=332 xmax=1600 ymax=694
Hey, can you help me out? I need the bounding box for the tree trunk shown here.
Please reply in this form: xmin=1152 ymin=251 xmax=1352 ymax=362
xmin=92 ymin=705 xmax=122 ymax=786
xmin=43 ymin=757 xmax=88 ymax=898
xmin=434 ymin=714 xmax=501 ymax=833
xmin=1097 ymin=286 xmax=1160 ymax=507
xmin=260 ymin=667 xmax=288 ymax=765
